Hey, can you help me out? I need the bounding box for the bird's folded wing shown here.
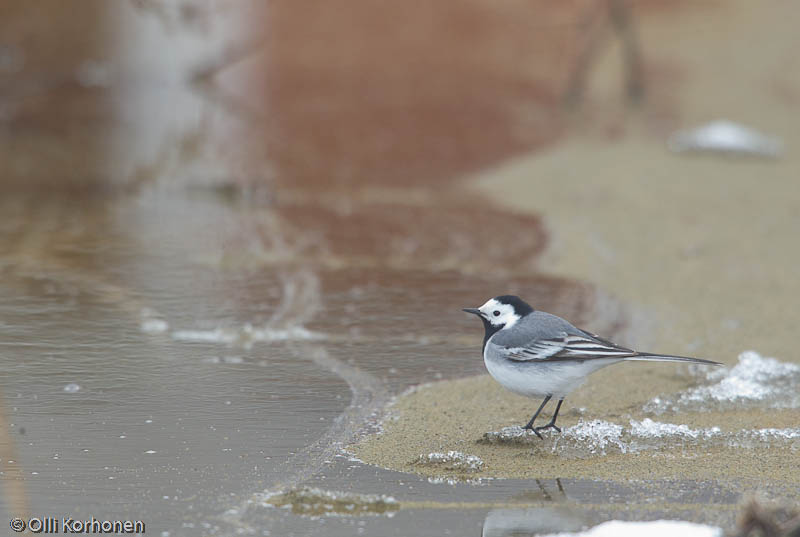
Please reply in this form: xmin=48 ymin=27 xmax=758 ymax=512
xmin=503 ymin=333 xmax=636 ymax=361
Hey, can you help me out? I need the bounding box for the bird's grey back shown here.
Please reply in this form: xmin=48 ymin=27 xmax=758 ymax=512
xmin=490 ymin=310 xmax=580 ymax=348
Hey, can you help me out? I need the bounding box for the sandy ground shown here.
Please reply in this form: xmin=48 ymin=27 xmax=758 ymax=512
xmin=350 ymin=0 xmax=800 ymax=497
xmin=354 ymin=375 xmax=799 ymax=485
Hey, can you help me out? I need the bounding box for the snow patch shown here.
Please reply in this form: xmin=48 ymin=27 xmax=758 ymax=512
xmin=645 ymin=351 xmax=800 ymax=413
xmin=541 ymin=519 xmax=722 ymax=537
xmin=416 ymin=451 xmax=484 ymax=472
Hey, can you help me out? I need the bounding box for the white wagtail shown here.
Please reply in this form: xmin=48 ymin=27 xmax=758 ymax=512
xmin=463 ymin=295 xmax=720 ymax=437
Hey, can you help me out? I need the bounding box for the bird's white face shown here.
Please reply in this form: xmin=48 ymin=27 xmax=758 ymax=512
xmin=478 ymin=298 xmax=520 ymax=329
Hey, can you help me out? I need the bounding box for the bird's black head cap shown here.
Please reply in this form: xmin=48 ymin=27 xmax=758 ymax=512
xmin=493 ymin=295 xmax=534 ymax=316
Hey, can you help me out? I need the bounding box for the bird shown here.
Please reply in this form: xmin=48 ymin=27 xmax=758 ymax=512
xmin=463 ymin=295 xmax=721 ymax=438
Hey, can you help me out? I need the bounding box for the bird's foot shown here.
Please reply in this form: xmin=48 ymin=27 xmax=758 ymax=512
xmin=533 ymin=423 xmax=561 ymax=435
xmin=522 ymin=424 xmax=543 ymax=439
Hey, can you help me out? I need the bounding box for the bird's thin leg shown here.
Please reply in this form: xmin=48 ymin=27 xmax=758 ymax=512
xmin=534 ymin=398 xmax=564 ymax=435
xmin=523 ymin=395 xmax=552 ymax=437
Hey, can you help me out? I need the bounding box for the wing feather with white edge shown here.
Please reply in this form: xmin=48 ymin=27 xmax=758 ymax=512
xmin=501 ymin=332 xmax=720 ymax=365
xmin=502 ymin=333 xmax=636 ymax=362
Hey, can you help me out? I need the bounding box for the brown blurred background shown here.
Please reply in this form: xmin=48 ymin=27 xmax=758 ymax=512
xmin=0 ymin=0 xmax=659 ymax=192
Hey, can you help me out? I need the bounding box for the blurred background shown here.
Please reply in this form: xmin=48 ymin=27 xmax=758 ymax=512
xmin=1 ymin=1 xmax=798 ymax=535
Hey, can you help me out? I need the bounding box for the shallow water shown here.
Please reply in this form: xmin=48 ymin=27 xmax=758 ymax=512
xmin=0 ymin=190 xmax=599 ymax=535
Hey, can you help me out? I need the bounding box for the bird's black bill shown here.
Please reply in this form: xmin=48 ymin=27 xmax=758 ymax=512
xmin=462 ymin=308 xmax=481 ymax=316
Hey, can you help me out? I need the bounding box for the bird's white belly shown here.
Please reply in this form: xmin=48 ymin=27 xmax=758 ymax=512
xmin=484 ymin=354 xmax=620 ymax=398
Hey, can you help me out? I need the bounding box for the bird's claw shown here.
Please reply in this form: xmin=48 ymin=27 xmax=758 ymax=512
xmin=533 ymin=423 xmax=561 ymax=436
xmin=522 ymin=424 xmax=543 ymax=438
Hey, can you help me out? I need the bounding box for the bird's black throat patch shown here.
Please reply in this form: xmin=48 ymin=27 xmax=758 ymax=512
xmin=480 ymin=317 xmax=504 ymax=352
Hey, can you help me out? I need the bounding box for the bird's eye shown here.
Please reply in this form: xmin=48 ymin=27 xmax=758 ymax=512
xmin=493 ymin=310 xmax=500 ymax=317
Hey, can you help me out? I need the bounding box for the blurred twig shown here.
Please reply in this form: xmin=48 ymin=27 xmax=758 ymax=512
xmin=0 ymin=389 xmax=30 ymax=517
xmin=564 ymin=0 xmax=645 ymax=107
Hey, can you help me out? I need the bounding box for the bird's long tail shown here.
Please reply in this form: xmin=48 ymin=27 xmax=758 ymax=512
xmin=623 ymin=353 xmax=722 ymax=366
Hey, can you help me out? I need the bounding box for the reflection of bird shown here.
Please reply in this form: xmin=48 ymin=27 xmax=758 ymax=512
xmin=464 ymin=295 xmax=720 ymax=437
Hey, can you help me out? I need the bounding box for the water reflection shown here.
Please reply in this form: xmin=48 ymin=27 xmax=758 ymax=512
xmin=481 ymin=480 xmax=581 ymax=536
xmin=512 ymin=479 xmax=569 ymax=503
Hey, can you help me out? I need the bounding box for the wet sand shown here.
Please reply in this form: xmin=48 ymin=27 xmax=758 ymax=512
xmin=350 ymin=0 xmax=800 ymax=505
